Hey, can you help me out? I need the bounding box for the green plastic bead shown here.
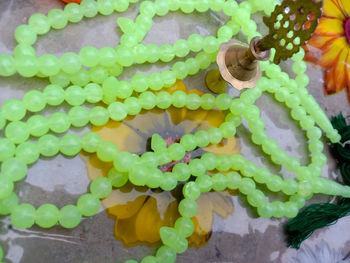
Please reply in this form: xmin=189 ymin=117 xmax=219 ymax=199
xmin=11 ymin=204 xmax=36 ymax=228
xmin=151 ymin=134 xmax=166 ymax=152
xmin=0 ymin=177 xmax=14 ymax=199
xmin=172 ymin=62 xmax=188 ymax=79
xmin=203 ymin=36 xmax=219 ymax=53
xmin=156 ymin=246 xmax=176 ymax=263
xmin=185 ymin=93 xmax=201 ymax=110
xmin=247 ymin=189 xmax=266 ymax=207
xmin=116 ymin=46 xmax=133 ymax=67
xmin=28 ymin=13 xmax=50 ymax=35
xmin=239 ymin=178 xmax=256 ymax=195
xmin=155 ymin=0 xmax=169 ymax=16
xmin=272 ymin=201 xmax=285 ymax=218
xmin=89 ymin=106 xmax=109 ymax=126
xmin=219 ymin=122 xmax=236 ymax=138
xmin=124 ymin=97 xmax=141 ymax=115
xmin=108 ymin=168 xmax=128 ymax=187
xmin=183 ymin=181 xmax=200 ymax=200
xmin=96 ymin=141 xmax=118 ymax=162
xmin=15 ymin=55 xmax=38 ymax=77
xmin=48 ymin=9 xmax=68 ymax=29
xmin=200 ymin=152 xmax=217 ymax=171
xmin=0 ymin=192 xmax=19 ymax=215
xmin=178 ymin=198 xmax=197 ymax=218
xmin=23 ymin=90 xmax=46 ymax=112
xmin=65 ymin=85 xmax=86 ymax=106
xmin=172 ymin=90 xmax=187 ymax=108
xmin=5 ymin=121 xmax=29 ymax=144
xmin=146 ymin=168 xmax=163 ymax=188
xmin=215 ymin=93 xmax=231 ymax=110
xmin=81 ymin=132 xmax=101 ymax=153
xmin=16 ymin=142 xmax=39 ymax=164
xmin=257 ymin=202 xmax=274 ymax=218
xmin=211 ymin=173 xmax=227 ymax=191
xmin=159 ymin=44 xmax=175 ymax=62
xmin=180 ymin=0 xmax=195 ymax=13
xmin=129 ymin=165 xmax=148 ymax=186
xmin=14 ymin=24 xmax=37 ymax=45
xmin=65 ymin=3 xmax=84 ymax=22
xmin=148 ymin=72 xmax=163 ymax=91
xmin=108 ymin=102 xmax=127 ymax=121
xmin=0 ymin=54 xmax=16 ymax=76
xmin=180 ymin=134 xmax=197 ymax=151
xmin=298 ymin=181 xmax=313 ymax=198
xmin=59 ymin=205 xmax=82 ymax=229
xmin=216 ymin=155 xmax=231 ymax=172
xmin=282 ymin=178 xmax=298 ymax=195
xmin=139 ymin=92 xmax=156 ymax=110
xmin=141 ymin=256 xmax=158 ymax=263
xmin=116 ymin=81 xmax=133 ymax=99
xmin=68 ymin=106 xmax=89 ymax=127
xmin=194 ymin=130 xmax=210 ymax=147
xmin=266 ymin=175 xmax=283 ymax=192
xmin=189 ymin=159 xmax=206 ymax=177
xmin=131 ymin=74 xmax=148 ymax=92
xmin=60 ymin=133 xmax=82 ymax=156
xmin=48 ymin=112 xmax=70 ymax=133
xmin=168 ymin=143 xmax=186 ymax=161
xmin=195 ymin=174 xmax=213 ymax=192
xmin=60 ymin=52 xmax=81 ymax=74
xmin=81 ymin=0 xmax=98 ymax=17
xmin=44 ymin=84 xmax=65 ymax=105
xmin=37 ymin=134 xmax=60 ymax=157
xmin=207 ymin=127 xmax=223 ymax=144
xmin=77 ymin=193 xmax=100 ymax=216
xmin=85 ymin=83 xmax=103 ymax=103
xmin=1 ymin=99 xmax=26 ymax=121
xmin=0 ymin=138 xmax=15 ymax=162
xmin=27 ymin=115 xmax=49 ymax=137
xmin=35 ymin=204 xmax=59 ymax=228
xmin=284 ymin=201 xmax=299 ymax=218
xmin=226 ymin=171 xmax=241 ymax=190
xmin=160 ymin=172 xmax=177 ymax=191
xmin=174 ymin=39 xmax=189 ymax=57
xmin=80 ymin=46 xmax=99 ymax=67
xmin=185 ymin=58 xmax=200 ymax=75
xmin=70 ymin=68 xmax=89 ymax=87
xmin=172 ymin=162 xmax=191 ymax=181
xmin=200 ymin=93 xmax=215 ymax=110
xmin=188 ymin=34 xmax=203 ymax=52
xmin=90 ymin=177 xmax=112 ymax=198
xmin=49 ymin=72 xmax=70 ymax=87
xmin=38 ymin=54 xmax=60 ymax=76
xmin=174 ymin=217 xmax=194 ymax=238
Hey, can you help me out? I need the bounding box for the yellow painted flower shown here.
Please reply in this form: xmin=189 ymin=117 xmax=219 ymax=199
xmin=81 ymin=80 xmax=240 ymax=248
xmin=304 ymin=0 xmax=350 ymax=101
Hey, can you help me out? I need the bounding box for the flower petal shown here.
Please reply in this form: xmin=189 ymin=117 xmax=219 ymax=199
xmin=317 ymin=37 xmax=347 ymax=68
xmin=323 ymin=0 xmax=345 ymax=19
xmin=306 ymin=35 xmax=336 ymax=50
xmin=339 ymin=0 xmax=350 ymax=18
xmin=324 ymin=68 xmax=337 ymax=94
xmin=333 ymin=48 xmax=348 ymax=93
xmin=105 ymin=193 xmax=148 ymax=219
xmin=314 ymin=17 xmax=344 ymax=36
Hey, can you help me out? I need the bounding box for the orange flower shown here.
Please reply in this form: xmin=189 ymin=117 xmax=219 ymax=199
xmin=81 ymin=80 xmax=240 ymax=248
xmin=304 ymin=0 xmax=350 ymax=101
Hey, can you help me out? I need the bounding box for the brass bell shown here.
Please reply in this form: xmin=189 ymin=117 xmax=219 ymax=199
xmin=206 ymin=36 xmax=270 ymax=93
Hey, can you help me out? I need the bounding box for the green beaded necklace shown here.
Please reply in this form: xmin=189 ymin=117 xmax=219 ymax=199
xmin=0 ymin=0 xmax=348 ymax=262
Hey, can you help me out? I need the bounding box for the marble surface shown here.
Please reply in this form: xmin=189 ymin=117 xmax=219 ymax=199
xmin=0 ymin=0 xmax=350 ymax=262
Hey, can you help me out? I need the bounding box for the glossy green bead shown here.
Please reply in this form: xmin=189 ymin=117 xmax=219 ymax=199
xmin=14 ymin=24 xmax=37 ymax=45
xmin=290 ymin=195 xmax=306 ymax=209
xmin=271 ymin=149 xmax=287 ymax=165
xmin=180 ymin=0 xmax=195 ymax=13
xmin=173 ymin=162 xmax=191 ymax=181
xmin=218 ymin=25 xmax=233 ymax=42
xmin=296 ymin=74 xmax=310 ymax=88
xmin=0 ymin=192 xmax=19 ymax=215
xmin=292 ymin=61 xmax=307 ymax=75
xmin=212 ymin=173 xmax=227 ymax=191
xmin=129 ymin=165 xmax=148 ymax=186
xmin=174 ymin=217 xmax=194 ymax=238
xmin=0 ymin=177 xmax=14 ymax=199
xmin=199 ymin=153 xmax=216 ymax=171
xmin=90 ymin=65 xmax=109 ymax=83
xmin=38 ymin=54 xmax=60 ymax=76
xmin=298 ymin=181 xmax=313 ymax=198
xmin=266 ymin=175 xmax=283 ymax=192
xmin=226 ymin=171 xmax=241 ymax=190
xmin=156 ymin=91 xmax=172 ymax=109
xmin=216 ymin=155 xmax=231 ymax=172
xmin=230 ymin=99 xmax=246 ymax=115
xmin=161 ymin=70 xmax=176 ymax=87
xmin=89 ymin=106 xmax=109 ymax=126
xmin=230 ymin=154 xmax=245 ymax=170
xmin=194 ymin=130 xmax=209 ymax=148
xmin=132 ymin=44 xmax=148 ymax=64
xmin=159 ymin=44 xmax=175 ymax=62
xmin=272 ymin=201 xmax=285 ymax=218
xmin=284 ymin=201 xmax=299 ymax=218
xmin=60 ymin=133 xmax=82 ymax=156
xmin=96 ymin=141 xmax=118 ymax=162
xmin=156 ymin=246 xmax=176 ymax=263
xmin=65 ymin=85 xmax=86 ymax=106
xmin=139 ymin=92 xmax=156 ymax=110
xmin=282 ymin=178 xmax=298 ymax=195
xmin=155 ymin=0 xmax=169 ymax=16
xmin=77 ymin=193 xmax=100 ymax=216
xmin=108 ymin=168 xmax=128 ymax=187
xmin=0 ymin=54 xmax=16 ymax=76
xmin=203 ymin=36 xmax=219 ymax=53
xmin=247 ymin=189 xmax=266 ymax=207
xmin=188 ymin=159 xmax=206 ymax=177
xmin=146 ymin=168 xmax=163 ymax=188
xmin=178 ymin=198 xmax=197 ymax=218
xmin=48 ymin=9 xmax=68 ymax=29
xmin=173 ymin=59 xmax=189 ymax=78
xmin=5 ymin=121 xmax=29 ymax=144
xmin=28 ymin=13 xmax=50 ymax=35
xmin=35 ymin=204 xmax=59 ymax=228
xmin=160 ymin=172 xmax=177 ymax=191
xmin=168 ymin=143 xmax=186 ymax=161
xmin=68 ymin=106 xmax=89 ymax=127
xmin=15 ymin=55 xmax=38 ymax=77
xmin=116 ymin=46 xmax=134 ymax=67
xmin=27 ymin=115 xmax=49 ymax=137
xmin=306 ymin=127 xmax=322 ymax=140
xmin=148 ymin=72 xmax=163 ymax=91
xmin=308 ymin=140 xmax=324 ymax=154
xmin=48 ymin=112 xmax=70 ymax=133
xmin=59 ymin=205 xmax=82 ymax=228
xmin=37 ymin=134 xmax=60 ymax=157
xmin=64 ymin=3 xmax=83 ymax=22
xmin=131 ymin=74 xmax=148 ymax=92
xmin=1 ymin=98 xmax=25 ymax=121
xmin=11 ymin=204 xmax=36 ymax=228
xmin=195 ymin=52 xmax=211 ymax=69
xmin=81 ymin=132 xmax=101 ymax=153
xmin=124 ymin=97 xmax=141 ymax=115
xmin=172 ymin=90 xmax=187 ymax=108
xmin=243 ymin=105 xmax=260 ymax=120
xmin=96 ymin=0 xmax=114 ymax=15
xmin=185 ymin=93 xmax=201 ymax=110
xmin=60 ymin=52 xmax=81 ymax=74
xmin=90 ymin=177 xmax=112 ymax=198
xmin=185 ymin=58 xmax=200 ymax=75
xmin=195 ymin=174 xmax=212 ymax=192
xmin=180 ymin=134 xmax=197 ymax=151
xmin=200 ymin=93 xmax=215 ymax=110
xmin=116 ymin=81 xmax=133 ymax=99
xmin=174 ymin=39 xmax=189 ymax=57
xmin=215 ymin=93 xmax=231 ymax=110
xmin=81 ymin=0 xmax=98 ymax=17
xmin=85 ymin=83 xmax=103 ymax=103
xmin=99 ymin=47 xmax=117 ymax=66
xmin=262 ymin=139 xmax=279 ymax=155
xmin=16 ymin=142 xmax=39 ymax=164
xmin=183 ymin=181 xmax=200 ymax=200
xmin=239 ymin=178 xmax=256 ymax=195
xmin=108 ymin=102 xmax=127 ymax=121
xmin=219 ymin=122 xmax=236 ymax=138
xmin=0 ymin=139 xmax=15 ymax=162
xmin=188 ymin=34 xmax=203 ymax=52
xmin=44 ymin=84 xmax=65 ymax=106
xmin=139 ymin=1 xmax=156 ymax=16
xmin=23 ymin=90 xmax=46 ymax=112
xmin=80 ymin=46 xmax=99 ymax=67
xmin=257 ymin=202 xmax=274 ymax=218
